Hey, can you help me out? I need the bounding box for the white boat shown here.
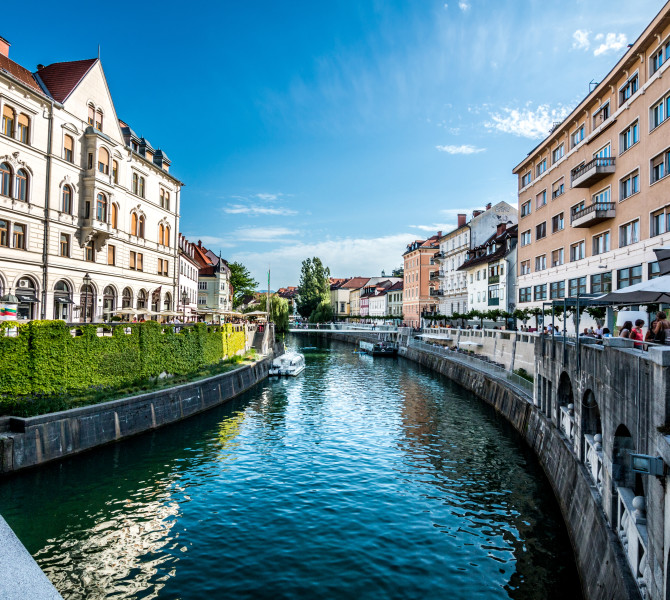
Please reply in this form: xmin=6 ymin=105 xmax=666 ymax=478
xmin=268 ymin=351 xmax=306 ymax=376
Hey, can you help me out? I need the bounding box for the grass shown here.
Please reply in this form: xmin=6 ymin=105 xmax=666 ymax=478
xmin=0 ymin=350 xmax=259 ymax=419
xmin=513 ymin=368 xmax=534 ymax=383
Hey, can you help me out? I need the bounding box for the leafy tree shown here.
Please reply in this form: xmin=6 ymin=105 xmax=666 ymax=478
xmin=270 ymin=295 xmax=290 ymax=332
xmin=528 ymin=307 xmax=543 ymax=329
xmin=229 ymin=262 xmax=258 ymax=308
xmin=585 ymin=306 xmax=607 ymax=326
xmin=296 ymin=257 xmax=331 ymax=318
xmin=309 ymin=300 xmax=333 ymax=323
xmin=487 ymin=308 xmax=504 ymax=324
xmin=513 ymin=308 xmax=530 ymax=324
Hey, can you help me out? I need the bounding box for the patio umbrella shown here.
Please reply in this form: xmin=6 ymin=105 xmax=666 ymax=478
xmin=597 ymin=274 xmax=670 ymax=304
xmin=654 ymin=246 xmax=670 ymax=276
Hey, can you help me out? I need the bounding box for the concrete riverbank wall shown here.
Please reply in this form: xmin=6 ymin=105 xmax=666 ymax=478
xmin=0 ymin=356 xmax=273 ymax=475
xmin=294 ymin=330 xmax=640 ymax=600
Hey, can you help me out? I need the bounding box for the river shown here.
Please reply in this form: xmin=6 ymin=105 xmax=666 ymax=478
xmin=0 ymin=336 xmax=582 ymax=599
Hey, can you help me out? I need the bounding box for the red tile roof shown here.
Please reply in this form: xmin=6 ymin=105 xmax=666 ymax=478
xmin=340 ymin=277 xmax=370 ymax=290
xmin=0 ymin=54 xmax=44 ymax=96
xmin=36 ymin=59 xmax=97 ymax=103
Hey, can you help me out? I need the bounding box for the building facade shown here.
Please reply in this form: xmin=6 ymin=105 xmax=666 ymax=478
xmin=193 ymin=241 xmax=232 ymax=316
xmin=387 ymin=281 xmax=403 ymax=319
xmin=178 ymin=234 xmax=199 ymax=321
xmin=0 ymin=41 xmax=181 ymax=322
xmin=402 ymin=234 xmax=440 ymax=328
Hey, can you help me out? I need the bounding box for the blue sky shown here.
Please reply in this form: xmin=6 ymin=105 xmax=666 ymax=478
xmin=11 ymin=0 xmax=667 ymax=287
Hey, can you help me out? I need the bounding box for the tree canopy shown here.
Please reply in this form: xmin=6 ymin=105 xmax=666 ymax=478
xmin=229 ymin=262 xmax=258 ymax=308
xmin=296 ymin=257 xmax=331 ymax=319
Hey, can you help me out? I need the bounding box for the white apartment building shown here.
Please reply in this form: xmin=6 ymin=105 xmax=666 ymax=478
xmin=193 ymin=241 xmax=232 ymax=315
xmin=178 ymin=234 xmax=199 ymax=321
xmin=0 ymin=40 xmax=181 ymax=321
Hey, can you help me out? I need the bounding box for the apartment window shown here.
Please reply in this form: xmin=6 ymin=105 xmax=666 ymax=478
xmin=550 ymin=281 xmax=565 ymax=299
xmin=17 ymin=114 xmax=29 ymax=144
xmin=651 ymin=41 xmax=670 ymax=75
xmin=60 ymin=233 xmax=70 ymax=257
xmin=617 ymin=265 xmax=642 ymax=289
xmin=536 ymin=190 xmax=547 ymax=209
xmin=551 ymin=248 xmax=564 ymax=267
xmin=130 ymin=251 xmax=136 ymax=270
xmin=163 ymin=225 xmax=170 ymax=246
xmin=0 ymin=219 xmax=7 ymax=247
xmin=0 ymin=162 xmax=10 ymax=197
xmin=85 ymin=241 xmax=94 ymax=262
xmin=651 ymin=149 xmax=670 ymax=183
xmin=552 ymin=144 xmax=564 ymax=164
xmin=649 ymin=261 xmax=661 ymax=280
xmin=139 ymin=176 xmax=145 ymax=198
xmin=593 ymin=101 xmax=610 ymax=128
xmin=570 ymin=241 xmax=585 ymax=262
xmin=551 ymin=212 xmax=564 ymax=233
xmin=619 ymin=219 xmax=639 ymax=247
xmin=64 ymin=135 xmax=74 ymax=162
xmin=594 ymin=144 xmax=610 ymax=161
xmin=536 ymin=159 xmax=547 ymax=177
xmin=535 ymin=255 xmax=547 ymax=271
xmin=158 ymin=258 xmax=163 ymax=275
xmin=591 ymin=272 xmax=612 ymax=294
xmin=536 ymin=221 xmax=546 ymax=240
xmin=130 ymin=251 xmax=143 ymax=271
xmin=520 ymin=260 xmax=531 ymax=275
xmin=96 ymin=193 xmax=107 ymax=222
xmin=95 ymin=109 xmax=103 ymax=131
xmin=651 ymin=209 xmax=667 ymax=237
xmin=520 ymin=171 xmax=531 ymax=188
xmin=552 ymin=178 xmax=564 ymax=199
xmin=521 ymin=200 xmax=531 ymax=217
xmin=16 ymin=169 xmax=28 ymax=202
xmin=138 ymin=215 xmax=145 ymax=238
xmin=199 ymin=281 xmax=207 ymax=290
xmin=12 ymin=223 xmax=25 ymax=249
xmin=87 ymin=104 xmax=95 ymax=126
xmin=2 ymin=105 xmax=14 ymax=137
xmin=620 ymin=120 xmax=639 ymax=153
xmin=570 ymin=200 xmax=585 ymax=221
xmin=521 ymin=230 xmax=531 ymax=246
xmin=132 ymin=173 xmax=139 ymax=195
xmin=158 ymin=258 xmax=168 ymax=276
xmin=534 ymin=284 xmax=547 ymax=301
xmin=651 ymin=96 xmax=666 ymax=130
xmin=108 ymin=244 xmax=116 ymax=265
xmin=619 ymin=72 xmax=639 ymax=104
xmin=111 ymin=203 xmax=118 ymax=228
xmin=571 ymin=125 xmax=584 ymax=148
xmin=620 ymin=170 xmax=639 ymax=201
xmin=112 ymin=160 xmax=119 ymax=184
xmin=593 ymin=187 xmax=610 ymax=205
xmin=568 ymin=277 xmax=587 ymax=297
xmin=592 ymin=231 xmax=610 ymax=255
xmin=164 ymin=191 xmax=170 ymax=211
xmin=519 ymin=287 xmax=531 ymax=303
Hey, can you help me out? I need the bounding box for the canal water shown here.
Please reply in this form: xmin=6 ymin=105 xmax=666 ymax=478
xmin=0 ymin=337 xmax=582 ymax=599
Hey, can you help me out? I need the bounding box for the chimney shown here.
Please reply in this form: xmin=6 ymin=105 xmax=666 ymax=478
xmin=0 ymin=36 xmax=10 ymax=58
xmin=198 ymin=240 xmax=202 ymax=248
xmin=437 ymin=230 xmax=442 ymax=238
xmin=472 ymin=210 xmax=483 ymax=218
xmin=457 ymin=214 xmax=466 ymax=227
xmin=497 ymin=222 xmax=507 ymax=236
xmin=486 ymin=202 xmax=492 ymax=210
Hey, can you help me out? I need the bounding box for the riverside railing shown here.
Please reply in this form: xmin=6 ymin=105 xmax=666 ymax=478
xmin=559 ymin=404 xmax=575 ymax=443
xmin=584 ymin=433 xmax=604 ymax=496
xmin=616 ymin=486 xmax=649 ymax=595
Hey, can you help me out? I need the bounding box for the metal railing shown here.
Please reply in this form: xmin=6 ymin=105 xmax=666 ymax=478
xmin=570 ymin=201 xmax=615 ymax=223
xmin=571 ymin=156 xmax=615 ymax=181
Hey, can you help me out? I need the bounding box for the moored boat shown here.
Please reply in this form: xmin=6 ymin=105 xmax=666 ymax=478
xmin=269 ymin=351 xmax=306 ymax=376
xmin=359 ymin=340 xmax=398 ymax=357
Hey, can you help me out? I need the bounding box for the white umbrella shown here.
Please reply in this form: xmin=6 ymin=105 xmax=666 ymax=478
xmin=654 ymin=247 xmax=670 ymax=276
xmin=598 ymin=274 xmax=670 ymax=304
xmin=115 ymin=308 xmax=137 ymax=315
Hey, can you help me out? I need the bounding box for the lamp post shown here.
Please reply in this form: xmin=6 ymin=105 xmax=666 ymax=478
xmin=181 ymin=289 xmax=188 ymax=323
xmin=83 ymin=272 xmax=91 ymax=323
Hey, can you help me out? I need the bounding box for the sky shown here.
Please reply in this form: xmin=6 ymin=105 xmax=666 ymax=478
xmin=9 ymin=0 xmax=668 ymax=288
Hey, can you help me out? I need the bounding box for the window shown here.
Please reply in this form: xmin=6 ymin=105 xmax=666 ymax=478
xmin=550 ymin=281 xmax=565 ymax=299
xmin=139 ymin=176 xmax=145 ymax=198
xmin=130 ymin=251 xmax=143 ymax=271
xmin=571 ymin=125 xmax=584 ymax=148
xmin=96 ymin=193 xmax=107 ymax=222
xmin=112 ymin=160 xmax=118 ymax=183
xmin=651 ymin=209 xmax=667 ymax=237
xmin=131 ymin=212 xmax=138 ymax=235
xmin=158 ymin=258 xmax=168 ymax=276
xmin=593 ymin=187 xmax=610 ymax=205
xmin=552 ymin=178 xmax=564 ymax=199
xmin=594 ymin=144 xmax=610 ymax=161
xmin=64 ymin=135 xmax=74 ymax=162
xmin=551 ymin=212 xmax=564 ymax=233
xmin=164 ymin=191 xmax=170 ymax=211
xmin=617 ymin=265 xmax=642 ymax=289
xmin=16 ymin=169 xmax=28 ymax=202
xmin=111 ymin=203 xmax=118 ymax=228
xmin=17 ymin=114 xmax=29 ymax=144
xmin=651 ymin=97 xmax=666 ymax=129
xmin=132 ymin=173 xmax=139 ymax=195
xmin=591 ymin=272 xmax=612 ymax=294
xmin=536 ymin=159 xmax=547 ymax=177
xmin=536 ymin=190 xmax=547 ymax=209
xmin=592 ymin=231 xmax=610 ymax=255
xmin=2 ymin=105 xmax=14 ymax=137
xmin=571 ymin=200 xmax=585 ymax=220
xmin=520 ymin=171 xmax=531 ymax=188
xmin=651 ymin=41 xmax=670 ymax=75
xmin=619 ymin=219 xmax=639 ymax=247
xmin=534 ymin=284 xmax=547 ymax=301
xmin=570 ymin=241 xmax=585 ymax=261
xmin=0 ymin=162 xmax=10 ymax=196
xmin=620 ymin=170 xmax=639 ymax=200
xmin=95 ymin=109 xmax=103 ymax=131
xmin=535 ymin=255 xmax=547 ymax=271
xmin=620 ymin=120 xmax=639 ymax=153
xmin=521 ymin=230 xmax=531 ymax=246
xmin=158 ymin=224 xmax=164 ymax=245
xmin=520 ymin=200 xmax=531 ymax=217
xmin=551 ymin=248 xmax=564 ymax=267
xmin=85 ymin=241 xmax=94 ymax=262
xmin=88 ymin=153 xmax=93 ymax=170
xmin=568 ymin=277 xmax=587 ymax=297
xmin=88 ymin=104 xmax=95 ymax=126
xmin=137 ymin=253 xmax=143 ymax=271
xmin=593 ymin=102 xmax=609 ymax=128
xmin=519 ymin=287 xmax=531 ymax=303
xmin=651 ymin=149 xmax=670 ymax=184
xmin=108 ymin=244 xmax=115 ymax=265
xmin=619 ymin=72 xmax=639 ymax=104
xmin=60 ymin=233 xmax=70 ymax=257
xmin=649 ymin=261 xmax=661 ymax=280
xmin=199 ymin=281 xmax=207 ymax=290
xmin=0 ymin=219 xmax=7 ymax=246
xmin=98 ymin=147 xmax=109 ymax=174
xmin=138 ymin=215 xmax=145 ymax=238
xmin=163 ymin=225 xmax=170 ymax=246
xmin=552 ymin=144 xmax=564 ymax=164
xmin=536 ymin=221 xmax=546 ymax=240
xmin=12 ymin=223 xmax=25 ymax=249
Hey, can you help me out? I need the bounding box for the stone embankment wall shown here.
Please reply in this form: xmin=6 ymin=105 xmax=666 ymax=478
xmin=0 ymin=357 xmax=272 ymax=475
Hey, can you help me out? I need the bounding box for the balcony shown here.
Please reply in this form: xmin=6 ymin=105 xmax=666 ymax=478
xmin=429 ymin=271 xmax=439 ymax=281
xmin=487 ymin=297 xmax=499 ymax=306
xmin=571 ymin=202 xmax=616 ymax=228
xmin=571 ymin=157 xmax=615 ymax=188
xmin=433 ymin=251 xmax=446 ymax=261
xmin=488 ymin=274 xmax=500 ymax=284
xmin=80 ymin=218 xmax=113 ymax=249
xmin=430 ymin=289 xmax=444 ymax=296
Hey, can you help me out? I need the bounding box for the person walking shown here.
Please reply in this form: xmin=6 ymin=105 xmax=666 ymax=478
xmin=653 ymin=311 xmax=670 ymax=344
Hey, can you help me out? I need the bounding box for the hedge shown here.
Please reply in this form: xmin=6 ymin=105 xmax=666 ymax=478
xmin=0 ymin=321 xmax=247 ymax=398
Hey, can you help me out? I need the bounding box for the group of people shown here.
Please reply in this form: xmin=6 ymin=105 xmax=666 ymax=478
xmin=618 ymin=311 xmax=670 ymax=348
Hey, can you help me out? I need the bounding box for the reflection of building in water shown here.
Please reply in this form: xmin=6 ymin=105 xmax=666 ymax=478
xmin=218 ymin=410 xmax=246 ymax=460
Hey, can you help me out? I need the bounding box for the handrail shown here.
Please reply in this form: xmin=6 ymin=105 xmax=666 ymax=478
xmin=570 ymin=201 xmax=615 ymax=222
xmin=571 ymin=156 xmax=615 ymax=180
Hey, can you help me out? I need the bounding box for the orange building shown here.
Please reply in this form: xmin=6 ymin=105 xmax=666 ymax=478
xmin=402 ymin=233 xmax=440 ymax=328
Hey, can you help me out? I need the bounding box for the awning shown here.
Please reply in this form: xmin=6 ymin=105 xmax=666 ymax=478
xmin=16 ymin=294 xmax=39 ymax=303
xmin=597 ymin=274 xmax=670 ymax=304
xmin=54 ymin=296 xmax=74 ymax=304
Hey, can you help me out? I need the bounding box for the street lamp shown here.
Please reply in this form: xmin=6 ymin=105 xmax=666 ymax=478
xmin=181 ymin=289 xmax=188 ymax=323
xmin=83 ymin=272 xmax=91 ymax=323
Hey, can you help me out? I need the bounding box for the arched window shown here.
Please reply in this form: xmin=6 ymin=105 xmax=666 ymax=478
xmin=62 ymin=185 xmax=72 ymax=213
xmin=158 ymin=224 xmax=164 ymax=245
xmin=87 ymin=104 xmax=95 ymax=126
xmin=159 ymin=189 xmax=165 ymax=208
xmin=95 ymin=109 xmax=103 ymax=131
xmin=132 ymin=173 xmax=139 ymax=195
xmin=112 ymin=160 xmax=118 ymax=183
xmin=80 ymin=283 xmax=95 ymax=323
xmin=111 ymin=203 xmax=118 ymax=228
xmin=103 ymin=286 xmax=115 ymax=320
xmin=54 ymin=280 xmax=72 ymax=321
xmin=96 ymin=193 xmax=107 ymax=222
xmin=131 ymin=212 xmax=138 ymax=235
xmin=138 ymin=215 xmax=145 ymax=238
xmin=164 ymin=225 xmax=170 ymax=246
xmin=137 ymin=289 xmax=147 ymax=309
xmin=18 ymin=114 xmax=29 ymax=144
xmin=122 ymin=287 xmax=133 ymax=308
xmin=139 ymin=176 xmax=145 ymax=198
xmin=2 ymin=105 xmax=14 ymax=136
xmin=16 ymin=169 xmax=28 ymax=202
xmin=64 ymin=135 xmax=74 ymax=162
xmin=0 ymin=162 xmax=11 ymax=197
xmin=163 ymin=292 xmax=172 ymax=312
xmin=98 ymin=147 xmax=109 ymax=174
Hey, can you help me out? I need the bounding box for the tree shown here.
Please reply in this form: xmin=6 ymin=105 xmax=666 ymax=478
xmin=585 ymin=306 xmax=607 ymax=327
xmin=296 ymin=257 xmax=331 ymax=318
xmin=270 ymin=295 xmax=290 ymax=332
xmin=513 ymin=308 xmax=530 ymax=325
xmin=229 ymin=262 xmax=258 ymax=308
xmin=309 ymin=300 xmax=333 ymax=323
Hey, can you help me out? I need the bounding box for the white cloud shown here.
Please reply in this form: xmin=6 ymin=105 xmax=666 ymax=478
xmin=572 ymin=29 xmax=590 ymax=51
xmin=458 ymin=1 xmax=470 ymax=11
xmin=234 ymin=227 xmax=298 ymax=242
xmin=593 ymin=32 xmax=628 ymax=56
xmin=255 ymin=193 xmax=281 ymax=201
xmin=484 ymin=103 xmax=571 ymax=139
xmin=410 ymin=223 xmax=455 ymax=232
xmin=224 ymin=204 xmax=297 ymax=216
xmin=188 ymin=235 xmax=235 ymax=248
xmin=435 ymin=144 xmax=486 ymax=154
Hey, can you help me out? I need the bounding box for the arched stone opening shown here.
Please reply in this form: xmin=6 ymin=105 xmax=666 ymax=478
xmin=613 ymin=424 xmax=642 ymax=495
xmin=103 ymin=286 xmax=116 ymax=321
xmin=53 ymin=280 xmax=73 ymax=321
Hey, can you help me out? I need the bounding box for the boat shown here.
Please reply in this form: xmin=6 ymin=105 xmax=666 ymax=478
xmin=269 ymin=351 xmax=306 ymax=376
xmin=359 ymin=340 xmax=398 ymax=357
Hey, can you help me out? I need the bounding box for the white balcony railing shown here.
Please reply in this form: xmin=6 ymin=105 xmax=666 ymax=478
xmin=559 ymin=404 xmax=575 ymax=442
xmin=616 ymin=487 xmax=649 ymax=598
xmin=584 ymin=433 xmax=604 ymax=495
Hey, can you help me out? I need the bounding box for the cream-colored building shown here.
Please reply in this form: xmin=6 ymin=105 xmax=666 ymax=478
xmin=513 ymin=5 xmax=670 ymax=321
xmin=0 ymin=40 xmax=181 ymax=321
xmin=178 ymin=234 xmax=199 ymax=322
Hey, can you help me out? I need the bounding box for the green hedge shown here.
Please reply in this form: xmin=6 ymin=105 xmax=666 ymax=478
xmin=0 ymin=321 xmax=247 ymax=398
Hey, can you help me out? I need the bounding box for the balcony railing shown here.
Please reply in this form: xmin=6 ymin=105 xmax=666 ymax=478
xmin=488 ymin=274 xmax=500 ymax=284
xmin=571 ymin=202 xmax=616 ymax=228
xmin=430 ymin=289 xmax=444 ymax=296
xmin=584 ymin=433 xmax=604 ymax=496
xmin=487 ymin=297 xmax=499 ymax=306
xmin=616 ymin=487 xmax=649 ymax=596
xmin=433 ymin=251 xmax=446 ymax=260
xmin=429 ymin=271 xmax=439 ymax=280
xmin=571 ymin=156 xmax=616 ymax=188
xmin=559 ymin=405 xmax=575 ymax=443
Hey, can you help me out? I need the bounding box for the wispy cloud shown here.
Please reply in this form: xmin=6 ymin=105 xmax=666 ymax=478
xmin=410 ymin=223 xmax=455 ymax=232
xmin=255 ymin=193 xmax=282 ymax=201
xmin=189 ymin=235 xmax=235 ymax=248
xmin=224 ymin=204 xmax=297 ymax=216
xmin=593 ymin=32 xmax=628 ymax=56
xmin=572 ymin=29 xmax=590 ymax=51
xmin=458 ymin=1 xmax=470 ymax=11
xmin=484 ymin=103 xmax=571 ymax=139
xmin=234 ymin=227 xmax=298 ymax=242
xmin=436 ymin=144 xmax=486 ymax=155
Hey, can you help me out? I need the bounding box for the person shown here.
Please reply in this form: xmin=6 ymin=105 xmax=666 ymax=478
xmin=630 ymin=319 xmax=645 ymax=349
xmin=646 ymin=320 xmax=657 ymax=344
xmin=581 ymin=328 xmax=592 ymax=337
xmin=653 ymin=311 xmax=670 ymax=344
xmin=619 ymin=320 xmax=633 ymax=338
xmin=601 ymin=327 xmax=612 ymax=338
